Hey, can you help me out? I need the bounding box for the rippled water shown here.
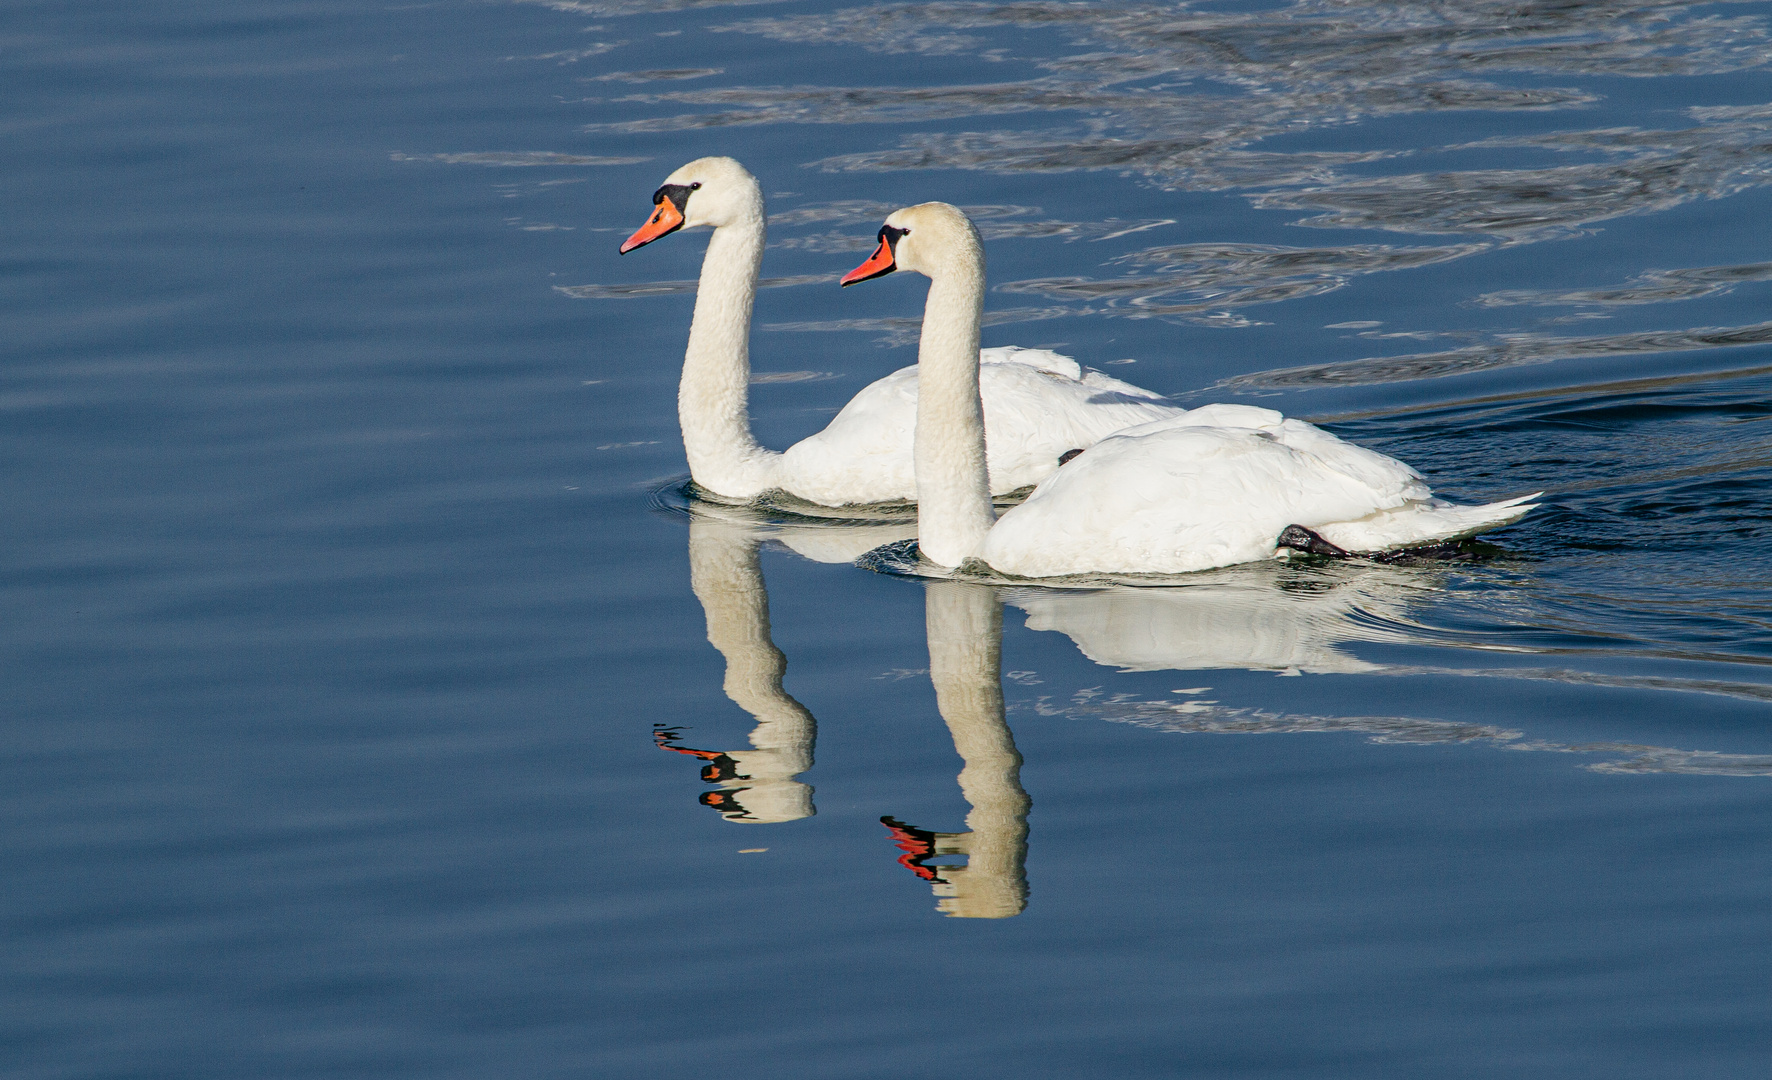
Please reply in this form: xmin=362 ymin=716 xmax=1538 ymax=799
xmin=6 ymin=1 xmax=1772 ymax=1076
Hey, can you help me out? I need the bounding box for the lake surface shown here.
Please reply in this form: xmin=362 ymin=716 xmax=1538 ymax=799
xmin=6 ymin=1 xmax=1772 ymax=1076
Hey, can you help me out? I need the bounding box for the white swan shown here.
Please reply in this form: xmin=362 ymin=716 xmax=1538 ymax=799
xmin=618 ymin=157 xmax=1181 ymax=507
xmin=839 ymin=203 xmax=1539 ymax=577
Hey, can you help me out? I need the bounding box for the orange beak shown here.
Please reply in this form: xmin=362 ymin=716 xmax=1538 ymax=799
xmin=840 ymin=237 xmax=897 ymax=286
xmin=619 ymin=196 xmax=685 ymax=254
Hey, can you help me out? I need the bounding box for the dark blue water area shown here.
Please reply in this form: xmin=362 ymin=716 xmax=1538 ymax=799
xmin=5 ymin=1 xmax=1772 ymax=1077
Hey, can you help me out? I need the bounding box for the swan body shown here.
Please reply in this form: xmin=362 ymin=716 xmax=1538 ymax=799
xmin=983 ymin=408 xmax=1537 ymax=576
xmin=840 ymin=203 xmax=1537 ymax=576
xmin=620 ymin=157 xmax=1181 ymax=507
xmin=778 ymin=346 xmax=1178 ymax=504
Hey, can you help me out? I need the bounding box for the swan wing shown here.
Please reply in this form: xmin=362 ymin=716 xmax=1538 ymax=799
xmin=1164 ymin=408 xmax=1537 ymax=550
xmin=983 ymin=419 xmax=1529 ymax=576
xmin=777 ymin=350 xmax=1180 ymax=505
xmin=971 ymin=356 xmax=1184 ymax=492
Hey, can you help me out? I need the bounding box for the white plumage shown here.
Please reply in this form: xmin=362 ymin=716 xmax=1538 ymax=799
xmin=984 ymin=408 xmax=1536 ymax=576
xmin=845 ymin=202 xmax=1538 ymax=578
xmin=621 ymin=157 xmax=1181 ymax=508
xmin=778 ymin=346 xmax=1178 ymax=505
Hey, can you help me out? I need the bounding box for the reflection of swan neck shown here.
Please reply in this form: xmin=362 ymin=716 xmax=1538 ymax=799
xmin=685 ymin=520 xmax=815 ymax=822
xmin=912 ymin=227 xmax=995 ymax=568
xmin=681 ymin=214 xmax=775 ymax=498
xmin=925 ymin=582 xmax=1028 ymax=918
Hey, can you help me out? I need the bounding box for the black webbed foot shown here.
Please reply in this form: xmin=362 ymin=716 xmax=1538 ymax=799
xmin=1277 ymin=524 xmax=1351 ymax=557
xmin=1058 ymin=448 xmax=1085 ymax=466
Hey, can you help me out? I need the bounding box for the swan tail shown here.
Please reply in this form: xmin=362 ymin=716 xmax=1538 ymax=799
xmin=1316 ymin=493 xmax=1540 ymax=553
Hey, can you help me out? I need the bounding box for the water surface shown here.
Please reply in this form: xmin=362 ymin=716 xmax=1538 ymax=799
xmin=5 ymin=1 xmax=1772 ymax=1076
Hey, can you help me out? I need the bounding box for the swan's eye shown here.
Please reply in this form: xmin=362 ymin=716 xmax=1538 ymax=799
xmin=689 ymin=182 xmax=702 ymax=190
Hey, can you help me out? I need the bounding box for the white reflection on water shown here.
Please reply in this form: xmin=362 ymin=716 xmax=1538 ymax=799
xmin=887 ymin=581 xmax=1031 ymax=919
xmin=1003 ymin=562 xmax=1439 ymax=675
xmin=659 ymin=503 xmax=1031 ymax=916
xmin=654 ymin=512 xmax=823 ymax=824
xmin=657 ymin=496 xmax=1772 ymax=917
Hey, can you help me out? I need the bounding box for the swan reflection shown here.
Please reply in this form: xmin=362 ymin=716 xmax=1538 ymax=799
xmin=667 ymin=500 xmax=1030 ymax=914
xmin=661 ymin=493 xmax=1772 ymax=916
xmin=661 ymin=500 xmax=916 ymax=823
xmin=882 ymin=581 xmax=1030 ymax=919
xmin=1003 ymin=560 xmax=1442 ymax=675
xmin=660 ymin=513 xmax=819 ymax=823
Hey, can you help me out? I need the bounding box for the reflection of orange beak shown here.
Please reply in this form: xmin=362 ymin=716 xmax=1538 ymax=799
xmin=881 ymin=816 xmax=945 ymax=882
xmin=619 ymin=197 xmax=685 ymax=254
xmin=840 ymin=238 xmax=897 ymax=286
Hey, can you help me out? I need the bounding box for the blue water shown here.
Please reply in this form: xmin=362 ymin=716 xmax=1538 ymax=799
xmin=6 ymin=1 xmax=1772 ymax=1076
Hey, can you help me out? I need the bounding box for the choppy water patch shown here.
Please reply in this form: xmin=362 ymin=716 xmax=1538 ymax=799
xmin=552 ymin=0 xmax=1772 ymax=346
xmin=532 ymin=4 xmax=1772 ymax=395
xmin=694 ymin=0 xmax=1772 ymax=246
xmin=1298 ymin=365 xmax=1772 ymax=670
xmin=1256 ymin=113 xmax=1772 ymax=239
xmin=720 ymin=0 xmax=1772 ymax=82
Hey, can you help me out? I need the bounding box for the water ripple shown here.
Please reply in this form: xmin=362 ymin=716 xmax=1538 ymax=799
xmin=1035 ymin=689 xmax=1772 ymax=776
xmin=997 ymin=240 xmax=1487 ymax=317
xmin=589 ymin=68 xmax=725 ymax=82
xmin=680 ymin=0 xmax=1772 ymax=247
xmin=1256 ymin=114 xmax=1772 ymax=239
xmin=1474 ymin=260 xmax=1772 ymax=308
xmin=565 ymin=0 xmax=1772 ymax=370
xmin=1221 ymin=319 xmax=1772 ymax=387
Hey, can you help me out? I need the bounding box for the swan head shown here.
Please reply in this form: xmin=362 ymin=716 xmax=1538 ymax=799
xmin=619 ymin=156 xmax=763 ymax=254
xmin=840 ymin=202 xmax=982 ymax=286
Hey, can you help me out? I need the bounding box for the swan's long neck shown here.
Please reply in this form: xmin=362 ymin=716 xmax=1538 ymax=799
xmin=680 ymin=216 xmax=778 ymax=498
xmin=925 ymin=581 xmax=1028 ymax=918
xmin=914 ymin=246 xmax=996 ymax=567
